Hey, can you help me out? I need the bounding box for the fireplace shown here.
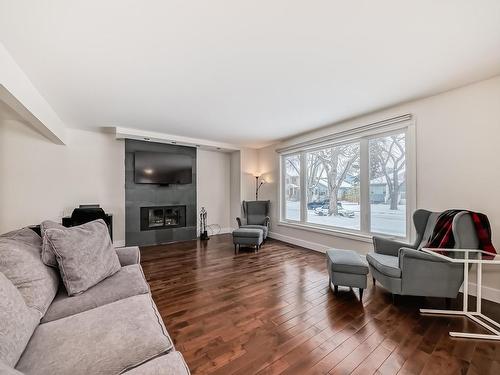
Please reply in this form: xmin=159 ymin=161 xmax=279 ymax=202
xmin=140 ymin=205 xmax=186 ymax=231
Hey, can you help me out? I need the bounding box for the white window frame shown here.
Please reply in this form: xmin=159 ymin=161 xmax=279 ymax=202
xmin=278 ymin=114 xmax=416 ymax=243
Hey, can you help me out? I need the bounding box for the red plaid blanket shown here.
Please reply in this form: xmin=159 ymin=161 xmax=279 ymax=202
xmin=426 ymin=209 xmax=496 ymax=256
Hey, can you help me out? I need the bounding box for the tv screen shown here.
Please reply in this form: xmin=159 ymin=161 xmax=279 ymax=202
xmin=134 ymin=152 xmax=192 ymax=184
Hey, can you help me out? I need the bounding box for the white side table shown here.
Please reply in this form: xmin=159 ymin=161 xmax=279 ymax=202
xmin=419 ymin=248 xmax=500 ymax=341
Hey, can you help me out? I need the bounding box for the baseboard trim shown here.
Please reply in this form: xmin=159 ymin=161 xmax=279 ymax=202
xmin=460 ymin=282 xmax=500 ymax=304
xmin=197 ymin=227 xmax=234 ymax=237
xmin=269 ymin=231 xmax=500 ymax=304
xmin=268 ymin=231 xmax=331 ymax=253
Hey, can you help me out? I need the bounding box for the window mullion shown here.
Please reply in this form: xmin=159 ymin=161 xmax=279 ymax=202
xmin=406 ymin=125 xmax=417 ymax=242
xmin=360 ymin=138 xmax=370 ymax=233
xmin=280 ymin=156 xmax=285 ymax=221
xmin=299 ymin=152 xmax=307 ymax=223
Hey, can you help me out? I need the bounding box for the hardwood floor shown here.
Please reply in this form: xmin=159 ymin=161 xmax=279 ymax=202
xmin=140 ymin=234 xmax=500 ymax=375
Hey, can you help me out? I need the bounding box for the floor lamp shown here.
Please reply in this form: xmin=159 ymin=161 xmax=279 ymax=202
xmin=255 ymin=175 xmax=266 ymax=200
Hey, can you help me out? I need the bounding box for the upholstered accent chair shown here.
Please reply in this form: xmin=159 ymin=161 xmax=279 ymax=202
xmin=236 ymin=200 xmax=271 ymax=239
xmin=367 ymin=209 xmax=479 ymax=299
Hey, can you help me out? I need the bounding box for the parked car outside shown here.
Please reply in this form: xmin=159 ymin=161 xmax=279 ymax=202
xmin=313 ymin=202 xmax=355 ymax=217
xmin=313 ymin=205 xmax=329 ymax=216
xmin=307 ymin=199 xmax=329 ymax=209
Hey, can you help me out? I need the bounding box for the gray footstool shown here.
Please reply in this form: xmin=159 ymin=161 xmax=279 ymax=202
xmin=326 ymin=249 xmax=369 ymax=301
xmin=232 ymin=228 xmax=263 ymax=253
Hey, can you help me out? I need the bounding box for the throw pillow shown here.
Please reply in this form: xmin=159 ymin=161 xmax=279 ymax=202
xmin=44 ymin=219 xmax=121 ymax=295
xmin=40 ymin=220 xmax=65 ymax=267
xmin=1 ymin=226 xmax=42 ymax=245
xmin=0 ymin=227 xmax=59 ymax=316
xmin=0 ymin=272 xmax=40 ymax=367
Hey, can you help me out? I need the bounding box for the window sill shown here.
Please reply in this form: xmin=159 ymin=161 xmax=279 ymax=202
xmin=277 ymin=221 xmax=374 ymax=243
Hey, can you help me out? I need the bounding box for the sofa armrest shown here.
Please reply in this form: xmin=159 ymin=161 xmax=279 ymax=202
xmin=373 ymin=236 xmax=414 ymax=257
xmin=115 ymin=246 xmax=141 ymax=266
xmin=124 ymin=351 xmax=190 ymax=375
xmin=236 ymin=217 xmax=245 ymax=227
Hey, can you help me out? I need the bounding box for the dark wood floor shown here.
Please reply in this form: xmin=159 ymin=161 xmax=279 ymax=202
xmin=140 ymin=234 xmax=500 ymax=375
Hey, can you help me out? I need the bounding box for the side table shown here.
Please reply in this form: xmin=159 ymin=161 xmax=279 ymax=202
xmin=420 ymin=248 xmax=500 ymax=341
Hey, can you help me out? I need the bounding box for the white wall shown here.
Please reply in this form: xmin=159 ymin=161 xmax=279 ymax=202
xmin=229 ymin=151 xmax=241 ymax=226
xmin=240 ymin=147 xmax=258 ymax=201
xmin=0 ymin=119 xmax=125 ymax=243
xmin=258 ymin=75 xmax=500 ymax=298
xmin=227 ymin=148 xmax=261 ymax=228
xmin=0 ymin=118 xmax=235 ymax=243
xmin=197 ymin=149 xmax=231 ymax=233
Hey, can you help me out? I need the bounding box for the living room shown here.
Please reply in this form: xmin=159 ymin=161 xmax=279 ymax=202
xmin=1 ymin=1 xmax=500 ymax=374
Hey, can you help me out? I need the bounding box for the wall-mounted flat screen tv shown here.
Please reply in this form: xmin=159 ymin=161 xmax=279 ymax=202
xmin=134 ymin=151 xmax=192 ymax=184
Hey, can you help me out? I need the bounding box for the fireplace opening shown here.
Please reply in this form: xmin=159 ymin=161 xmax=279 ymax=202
xmin=149 ymin=208 xmax=165 ymax=227
xmin=141 ymin=205 xmax=186 ymax=231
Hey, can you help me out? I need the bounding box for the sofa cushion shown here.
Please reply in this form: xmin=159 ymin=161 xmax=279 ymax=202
xmin=44 ymin=219 xmax=121 ymax=295
xmin=0 ymin=272 xmax=40 ymax=367
xmin=0 ymin=228 xmax=59 ymax=315
xmin=366 ymin=253 xmax=402 ymax=278
xmin=40 ymin=220 xmax=65 ymax=267
xmin=42 ymin=264 xmax=150 ymax=323
xmin=124 ymin=352 xmax=190 ymax=374
xmin=0 ymin=360 xmax=24 ymax=375
xmin=16 ymin=294 xmax=173 ymax=375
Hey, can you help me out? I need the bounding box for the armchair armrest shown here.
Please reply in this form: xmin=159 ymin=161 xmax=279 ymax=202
xmin=115 ymin=246 xmax=141 ymax=266
xmin=398 ymin=247 xmax=447 ymax=270
xmin=398 ymin=247 xmax=464 ymax=297
xmin=264 ymin=216 xmax=270 ymax=227
xmin=236 ymin=217 xmax=244 ymax=227
xmin=373 ymin=236 xmax=414 ymax=256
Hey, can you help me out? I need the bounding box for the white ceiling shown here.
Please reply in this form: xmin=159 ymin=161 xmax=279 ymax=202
xmin=1 ymin=1 xmax=500 ymax=147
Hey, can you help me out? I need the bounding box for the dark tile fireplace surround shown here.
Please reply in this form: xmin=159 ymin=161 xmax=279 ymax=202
xmin=125 ymin=139 xmax=197 ymax=246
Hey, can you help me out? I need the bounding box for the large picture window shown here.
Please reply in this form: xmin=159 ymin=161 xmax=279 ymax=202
xmin=280 ymin=118 xmax=414 ymax=239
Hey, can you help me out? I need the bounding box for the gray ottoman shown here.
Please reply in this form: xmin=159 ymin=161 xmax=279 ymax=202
xmin=232 ymin=228 xmax=263 ymax=253
xmin=326 ymin=249 xmax=369 ymax=301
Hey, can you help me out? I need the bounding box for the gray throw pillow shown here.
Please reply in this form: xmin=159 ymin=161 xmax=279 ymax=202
xmin=1 ymin=227 xmax=41 ymax=245
xmin=44 ymin=219 xmax=121 ymax=296
xmin=0 ymin=228 xmax=59 ymax=316
xmin=0 ymin=272 xmax=40 ymax=367
xmin=40 ymin=220 xmax=65 ymax=267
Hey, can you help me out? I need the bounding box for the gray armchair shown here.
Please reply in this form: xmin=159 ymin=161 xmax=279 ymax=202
xmin=236 ymin=200 xmax=271 ymax=239
xmin=367 ymin=209 xmax=479 ymax=299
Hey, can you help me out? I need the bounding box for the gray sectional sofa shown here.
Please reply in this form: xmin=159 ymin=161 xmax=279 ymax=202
xmin=0 ymin=226 xmax=190 ymax=375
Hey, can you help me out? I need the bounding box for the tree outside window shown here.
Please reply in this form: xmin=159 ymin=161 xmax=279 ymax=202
xmin=306 ymin=143 xmax=360 ymax=230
